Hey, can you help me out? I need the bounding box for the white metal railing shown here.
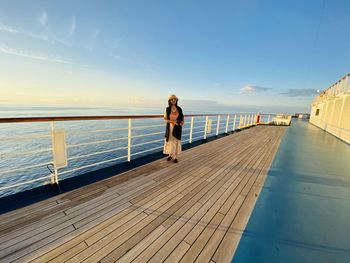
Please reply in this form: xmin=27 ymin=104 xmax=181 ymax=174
xmin=312 ymin=72 xmax=350 ymax=105
xmin=0 ymin=113 xmax=265 ymax=196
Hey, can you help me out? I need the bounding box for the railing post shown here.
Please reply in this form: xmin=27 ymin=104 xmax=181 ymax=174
xmin=204 ymin=116 xmax=209 ymax=140
xmin=216 ymin=115 xmax=220 ymax=136
xmin=232 ymin=114 xmax=237 ymax=131
xmin=344 ymin=75 xmax=349 ymax=93
xmin=268 ymin=115 xmax=271 ymax=123
xmin=225 ymin=115 xmax=229 ymax=133
xmin=189 ymin=116 xmax=194 ymax=143
xmin=239 ymin=115 xmax=243 ymax=127
xmin=127 ymin=118 xmax=132 ymax=162
xmin=50 ymin=121 xmax=60 ymax=190
xmin=244 ymin=115 xmax=247 ymax=127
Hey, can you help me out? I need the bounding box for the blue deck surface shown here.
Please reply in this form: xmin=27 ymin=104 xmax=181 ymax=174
xmin=233 ymin=120 xmax=350 ymax=263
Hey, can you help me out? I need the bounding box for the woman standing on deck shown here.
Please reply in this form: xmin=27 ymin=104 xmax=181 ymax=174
xmin=164 ymin=94 xmax=184 ymax=163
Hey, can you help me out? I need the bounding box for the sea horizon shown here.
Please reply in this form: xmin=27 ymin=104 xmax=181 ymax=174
xmin=0 ymin=103 xmax=309 ymax=118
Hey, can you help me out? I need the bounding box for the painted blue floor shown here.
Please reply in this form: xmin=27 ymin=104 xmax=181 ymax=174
xmin=233 ymin=120 xmax=350 ymax=263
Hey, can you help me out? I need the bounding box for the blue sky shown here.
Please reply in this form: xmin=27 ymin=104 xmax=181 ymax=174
xmin=1 ymin=0 xmax=350 ymax=113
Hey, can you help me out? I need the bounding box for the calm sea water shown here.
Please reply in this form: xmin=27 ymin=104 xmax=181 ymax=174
xmin=0 ymin=105 xmax=244 ymax=198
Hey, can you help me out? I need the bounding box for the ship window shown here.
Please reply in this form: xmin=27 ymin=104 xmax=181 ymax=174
xmin=315 ymin=109 xmax=320 ymax=116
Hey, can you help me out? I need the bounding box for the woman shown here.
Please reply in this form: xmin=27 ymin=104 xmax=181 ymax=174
xmin=164 ymin=94 xmax=184 ymax=163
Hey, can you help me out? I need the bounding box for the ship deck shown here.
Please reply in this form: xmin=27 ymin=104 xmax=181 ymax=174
xmin=0 ymin=126 xmax=286 ymax=263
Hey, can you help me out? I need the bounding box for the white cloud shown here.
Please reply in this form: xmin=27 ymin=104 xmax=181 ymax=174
xmin=27 ymin=32 xmax=53 ymax=43
xmin=39 ymin=12 xmax=47 ymax=26
xmin=0 ymin=45 xmax=88 ymax=66
xmin=53 ymin=37 xmax=71 ymax=46
xmin=0 ymin=23 xmax=19 ymax=33
xmin=240 ymin=85 xmax=271 ymax=94
xmin=0 ymin=22 xmax=54 ymax=43
xmin=69 ymin=17 xmax=76 ymax=35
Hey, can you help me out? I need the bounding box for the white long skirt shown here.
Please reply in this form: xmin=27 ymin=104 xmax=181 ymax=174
xmin=163 ymin=124 xmax=182 ymax=157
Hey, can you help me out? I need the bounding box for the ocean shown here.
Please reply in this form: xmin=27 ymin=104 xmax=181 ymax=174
xmin=0 ymin=104 xmax=247 ymax=198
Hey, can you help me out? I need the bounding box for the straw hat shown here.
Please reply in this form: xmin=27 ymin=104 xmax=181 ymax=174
xmin=168 ymin=94 xmax=178 ymax=101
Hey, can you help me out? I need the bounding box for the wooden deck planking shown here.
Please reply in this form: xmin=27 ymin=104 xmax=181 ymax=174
xmin=0 ymin=126 xmax=286 ymax=263
xmin=4 ymin=128 xmax=270 ymax=262
xmin=3 ymin=128 xmax=274 ymax=262
xmin=152 ymin=131 xmax=276 ymax=263
xmin=114 ymin=130 xmax=280 ymax=262
xmin=192 ymin=129 xmax=284 ymax=263
xmin=79 ymin=128 xmax=280 ymax=263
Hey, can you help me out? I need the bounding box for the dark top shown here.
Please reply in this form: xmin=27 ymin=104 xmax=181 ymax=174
xmin=164 ymin=106 xmax=184 ymax=141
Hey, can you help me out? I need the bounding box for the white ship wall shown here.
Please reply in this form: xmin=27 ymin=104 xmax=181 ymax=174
xmin=310 ymin=75 xmax=350 ymax=144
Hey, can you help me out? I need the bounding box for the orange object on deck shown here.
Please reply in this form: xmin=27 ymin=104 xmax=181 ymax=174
xmin=256 ymin=113 xmax=261 ymax=124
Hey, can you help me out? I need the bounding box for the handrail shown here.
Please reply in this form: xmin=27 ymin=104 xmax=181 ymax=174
xmin=312 ymin=72 xmax=350 ymax=105
xmin=0 ymin=113 xmax=275 ymax=124
xmin=323 ymin=72 xmax=350 ymax=94
xmin=0 ymin=115 xmax=163 ymax=123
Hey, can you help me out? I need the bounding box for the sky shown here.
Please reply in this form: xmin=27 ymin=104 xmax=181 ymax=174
xmin=1 ymin=0 xmax=350 ymax=113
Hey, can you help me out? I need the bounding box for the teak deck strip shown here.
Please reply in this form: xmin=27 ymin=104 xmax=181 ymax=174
xmin=0 ymin=126 xmax=286 ymax=263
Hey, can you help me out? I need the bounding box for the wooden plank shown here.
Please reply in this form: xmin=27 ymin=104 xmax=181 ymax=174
xmin=164 ymin=241 xmax=191 ymax=263
xmin=116 ymin=225 xmax=168 ymax=262
xmin=50 ymin=166 xmax=202 ymax=262
xmin=170 ymin=140 xmax=269 ymax=262
xmin=210 ymin=127 xmax=285 ymax=263
xmin=29 ymin=174 xmax=194 ymax=262
xmin=48 ymin=242 xmax=88 ymax=263
xmin=69 ymin=195 xmax=186 ymax=263
xmin=0 ymin=226 xmax=75 ymax=262
xmin=28 ymin=202 xmax=134 ymax=263
xmin=164 ymin=128 xmax=284 ymax=263
xmin=0 ymin=180 xmax=155 ymax=250
xmin=130 ymin=137 xmax=267 ymax=262
xmin=181 ymin=151 xmax=269 ymax=262
xmin=0 ymin=126 xmax=286 ymax=263
xmin=180 ymin=212 xmax=225 ymax=262
xmin=129 ymin=129 xmax=276 ymax=261
xmin=27 ymin=166 xmax=208 ymax=262
xmin=95 ymin=153 xmax=246 ymax=261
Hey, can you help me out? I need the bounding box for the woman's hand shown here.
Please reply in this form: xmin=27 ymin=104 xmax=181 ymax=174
xmin=164 ymin=119 xmax=177 ymax=125
xmin=175 ymin=121 xmax=184 ymax=126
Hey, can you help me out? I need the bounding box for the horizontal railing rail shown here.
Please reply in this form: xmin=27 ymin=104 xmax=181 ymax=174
xmin=0 ymin=113 xmax=264 ymax=123
xmin=0 ymin=112 xmax=279 ymax=197
xmin=312 ymin=72 xmax=350 ymax=105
